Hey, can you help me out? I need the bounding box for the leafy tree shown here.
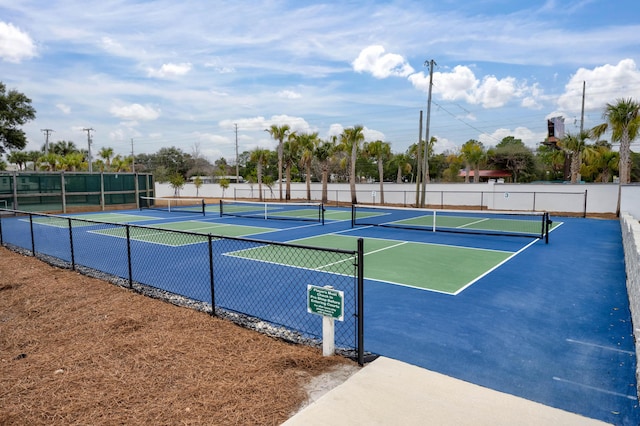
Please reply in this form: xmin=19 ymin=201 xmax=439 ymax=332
xmin=219 ymin=178 xmax=230 ymax=198
xmin=593 ymin=98 xmax=640 ymax=184
xmin=153 ymin=147 xmax=193 ymax=178
xmin=168 ymin=173 xmax=186 ymax=196
xmin=364 ymin=140 xmax=391 ymax=203
xmin=193 ymin=176 xmax=203 ymax=197
xmin=339 ymin=125 xmax=365 ymax=204
xmin=488 ymin=137 xmax=536 ymax=183
xmin=266 ymin=124 xmax=291 ymax=201
xmin=0 ymin=82 xmax=36 ymax=154
xmin=0 ymin=159 xmax=6 ymax=171
xmin=61 ymin=152 xmax=85 ymax=171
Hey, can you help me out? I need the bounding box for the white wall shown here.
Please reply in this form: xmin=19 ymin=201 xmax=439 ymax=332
xmin=156 ymin=181 xmax=626 ymax=215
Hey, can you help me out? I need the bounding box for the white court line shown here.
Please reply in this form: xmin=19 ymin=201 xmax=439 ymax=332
xmin=566 ymin=338 xmax=635 ymax=355
xmin=552 ymin=376 xmax=637 ymax=400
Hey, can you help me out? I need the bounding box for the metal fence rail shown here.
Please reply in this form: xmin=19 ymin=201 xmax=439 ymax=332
xmin=0 ymin=209 xmax=365 ymax=365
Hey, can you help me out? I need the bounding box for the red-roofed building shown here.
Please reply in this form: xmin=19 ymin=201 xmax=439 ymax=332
xmin=458 ymin=170 xmax=512 ymax=182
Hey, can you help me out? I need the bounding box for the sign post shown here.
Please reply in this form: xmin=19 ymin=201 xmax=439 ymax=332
xmin=307 ymin=285 xmax=344 ymax=356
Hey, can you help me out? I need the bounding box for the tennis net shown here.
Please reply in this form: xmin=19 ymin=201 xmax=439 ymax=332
xmin=352 ymin=204 xmax=550 ymax=241
xmin=139 ymin=196 xmax=206 ymax=215
xmin=220 ymin=200 xmax=325 ymax=224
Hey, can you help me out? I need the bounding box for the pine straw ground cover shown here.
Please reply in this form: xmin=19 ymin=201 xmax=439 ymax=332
xmin=0 ymin=247 xmax=357 ymax=425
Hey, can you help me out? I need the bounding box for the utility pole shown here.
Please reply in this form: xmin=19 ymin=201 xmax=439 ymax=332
xmin=131 ymin=138 xmax=136 ymax=173
xmin=420 ymin=59 xmax=436 ymax=208
xmin=41 ymin=129 xmax=53 ymax=154
xmin=83 ymin=128 xmax=94 ymax=173
xmin=415 ymin=110 xmax=423 ymax=206
xmin=234 ymin=123 xmax=239 ymax=183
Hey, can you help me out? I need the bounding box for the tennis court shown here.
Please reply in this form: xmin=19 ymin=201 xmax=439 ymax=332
xmin=2 ymin=201 xmax=637 ymax=425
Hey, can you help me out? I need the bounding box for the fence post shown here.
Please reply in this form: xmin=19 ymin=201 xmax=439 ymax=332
xmin=29 ymin=213 xmax=35 ymax=255
xmin=126 ymin=224 xmax=133 ymax=289
xmin=357 ymin=237 xmax=364 ymax=366
xmin=68 ymin=218 xmax=75 ymax=270
xmin=208 ymin=235 xmax=216 ymax=317
xmin=583 ymin=190 xmax=588 ymax=218
xmin=61 ymin=172 xmax=67 ymax=214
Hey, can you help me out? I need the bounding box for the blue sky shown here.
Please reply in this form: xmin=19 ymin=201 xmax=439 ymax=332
xmin=1 ymin=0 xmax=639 ymax=163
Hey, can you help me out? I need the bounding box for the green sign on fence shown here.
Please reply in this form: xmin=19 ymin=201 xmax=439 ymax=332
xmin=307 ymin=285 xmax=344 ymax=321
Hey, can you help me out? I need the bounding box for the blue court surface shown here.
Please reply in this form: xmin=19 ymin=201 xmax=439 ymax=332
xmin=11 ymin=206 xmax=639 ymax=424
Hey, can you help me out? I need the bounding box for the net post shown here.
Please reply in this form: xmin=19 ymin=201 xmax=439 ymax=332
xmin=432 ymin=210 xmax=436 ymax=233
xmin=219 ymin=199 xmax=223 ymax=218
xmin=201 ymin=199 xmax=206 ymax=216
xmin=321 ymin=204 xmax=325 ymax=225
xmin=545 ymin=212 xmax=551 ymax=244
xmin=68 ymin=217 xmax=75 ymax=270
xmin=351 ymin=204 xmax=355 ymax=228
xmin=357 ymin=237 xmax=364 ymax=366
xmin=29 ymin=213 xmax=35 ymax=255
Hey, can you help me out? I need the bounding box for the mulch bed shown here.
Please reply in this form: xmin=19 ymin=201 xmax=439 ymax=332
xmin=0 ymin=247 xmax=354 ymax=425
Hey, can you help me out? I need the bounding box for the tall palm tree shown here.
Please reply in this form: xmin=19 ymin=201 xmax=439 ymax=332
xmin=7 ymin=151 xmax=29 ymax=170
xmin=592 ymin=98 xmax=640 ymax=184
xmin=296 ymin=132 xmax=319 ymax=201
xmin=265 ymin=124 xmax=291 ymax=201
xmin=364 ymin=140 xmax=391 ymax=204
xmin=583 ymin=144 xmax=618 ymax=183
xmin=282 ymin=131 xmax=299 ymax=200
xmin=314 ymin=137 xmax=335 ymax=204
xmin=99 ymin=147 xmax=114 ymax=171
xmin=559 ymin=131 xmax=590 ymax=184
xmin=250 ymin=148 xmax=270 ymax=202
xmin=339 ymin=125 xmax=365 ymax=204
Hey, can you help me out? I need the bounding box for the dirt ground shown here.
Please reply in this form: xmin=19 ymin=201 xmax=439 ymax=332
xmin=0 ymin=246 xmax=359 ymax=425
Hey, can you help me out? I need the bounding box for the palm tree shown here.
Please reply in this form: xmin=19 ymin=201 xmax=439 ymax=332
xmin=314 ymin=138 xmax=335 ymax=204
xmin=265 ymin=124 xmax=291 ymax=201
xmin=390 ymin=152 xmax=412 ymax=184
xmin=460 ymin=139 xmax=485 ymax=183
xmin=282 ymin=132 xmax=299 ymax=201
xmin=296 ymin=132 xmax=319 ymax=201
xmin=7 ymin=151 xmax=29 ymax=170
xmin=583 ymin=144 xmax=618 ymax=183
xmin=250 ymin=148 xmax=270 ymax=202
xmin=592 ymin=98 xmax=640 ymax=184
xmin=364 ymin=140 xmax=391 ymax=204
xmin=50 ymin=140 xmax=78 ymax=156
xmin=559 ymin=131 xmax=590 ymax=184
xmin=339 ymin=125 xmax=365 ymax=204
xmin=98 ymin=147 xmax=114 ymax=171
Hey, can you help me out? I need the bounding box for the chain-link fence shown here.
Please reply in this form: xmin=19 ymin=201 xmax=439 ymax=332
xmin=0 ymin=209 xmax=365 ymax=364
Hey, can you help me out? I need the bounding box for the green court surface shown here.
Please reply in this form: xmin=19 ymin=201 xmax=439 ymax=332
xmin=70 ymin=213 xmax=158 ymax=223
xmin=229 ymin=233 xmax=515 ymax=294
xmin=91 ymin=220 xmax=276 ymax=245
xmin=323 ymin=209 xmax=352 ymax=221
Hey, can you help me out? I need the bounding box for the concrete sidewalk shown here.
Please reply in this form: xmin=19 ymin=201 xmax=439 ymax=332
xmin=283 ymin=357 xmax=608 ymax=426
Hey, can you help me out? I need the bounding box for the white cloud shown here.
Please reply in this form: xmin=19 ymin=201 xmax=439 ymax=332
xmin=0 ymin=22 xmax=36 ymax=63
xmin=352 ymin=45 xmax=415 ymax=79
xmin=557 ymin=59 xmax=640 ymax=114
xmin=220 ymin=115 xmax=315 ymax=135
xmin=408 ymin=65 xmax=539 ymax=109
xmin=146 ymin=62 xmax=192 ymax=78
xmin=277 ymin=90 xmax=302 ymax=99
xmin=479 ymin=126 xmax=545 ymax=149
xmin=109 ymin=103 xmax=160 ymax=121
xmin=56 ymin=103 xmax=71 ymax=114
